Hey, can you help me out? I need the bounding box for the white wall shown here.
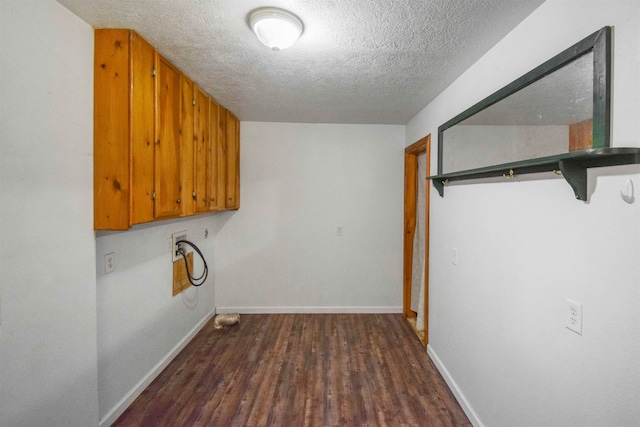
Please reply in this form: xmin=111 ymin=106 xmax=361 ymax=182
xmin=213 ymin=122 xmax=404 ymax=313
xmin=0 ymin=1 xmax=99 ymax=426
xmin=407 ymin=1 xmax=640 ymax=426
xmin=95 ymin=215 xmax=216 ymax=425
xmin=0 ymin=2 xmax=218 ymax=426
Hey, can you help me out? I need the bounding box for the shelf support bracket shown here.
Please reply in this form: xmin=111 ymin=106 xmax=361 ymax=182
xmin=559 ymin=160 xmax=588 ymax=201
xmin=431 ymin=178 xmax=445 ymax=197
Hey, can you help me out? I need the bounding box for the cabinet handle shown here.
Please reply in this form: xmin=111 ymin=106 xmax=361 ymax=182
xmin=192 ymin=192 xmax=197 ymax=201
xmin=176 ymin=199 xmax=181 ymax=204
xmin=203 ymin=198 xmax=208 ymax=202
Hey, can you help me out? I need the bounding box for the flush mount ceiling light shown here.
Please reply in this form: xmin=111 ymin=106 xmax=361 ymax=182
xmin=248 ymin=7 xmax=304 ymax=51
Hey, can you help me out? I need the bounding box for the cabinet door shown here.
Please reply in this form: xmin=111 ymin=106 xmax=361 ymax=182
xmin=154 ymin=54 xmax=183 ymax=219
xmin=193 ymin=86 xmax=210 ymax=213
xmin=207 ymin=98 xmax=219 ymax=210
xmin=226 ymin=111 xmax=240 ymax=209
xmin=130 ymin=31 xmax=156 ymax=225
xmin=181 ymin=75 xmax=195 ymax=217
xmin=94 ymin=29 xmax=131 ymax=230
xmin=216 ymin=105 xmax=228 ymax=211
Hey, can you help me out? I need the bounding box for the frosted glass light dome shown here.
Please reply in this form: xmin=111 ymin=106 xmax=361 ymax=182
xmin=248 ymin=7 xmax=304 ymax=51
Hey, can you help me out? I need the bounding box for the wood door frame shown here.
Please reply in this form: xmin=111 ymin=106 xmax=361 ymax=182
xmin=403 ymin=134 xmax=431 ymax=345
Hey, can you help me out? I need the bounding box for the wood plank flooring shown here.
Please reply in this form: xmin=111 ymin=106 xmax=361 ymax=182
xmin=112 ymin=314 xmax=470 ymax=426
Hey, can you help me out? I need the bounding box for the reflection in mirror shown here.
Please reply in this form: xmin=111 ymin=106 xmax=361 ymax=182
xmin=437 ymin=26 xmax=611 ymax=176
xmin=443 ymin=53 xmax=593 ymax=173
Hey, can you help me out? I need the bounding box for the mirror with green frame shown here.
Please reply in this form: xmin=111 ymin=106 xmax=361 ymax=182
xmin=438 ymin=27 xmax=610 ymax=175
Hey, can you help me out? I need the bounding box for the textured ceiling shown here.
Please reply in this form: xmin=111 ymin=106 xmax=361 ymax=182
xmin=56 ymin=0 xmax=546 ymax=124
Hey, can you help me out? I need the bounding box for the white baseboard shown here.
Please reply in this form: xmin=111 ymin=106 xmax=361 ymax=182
xmin=427 ymin=344 xmax=484 ymax=427
xmin=216 ymin=306 xmax=402 ymax=314
xmin=99 ymin=308 xmax=217 ymax=427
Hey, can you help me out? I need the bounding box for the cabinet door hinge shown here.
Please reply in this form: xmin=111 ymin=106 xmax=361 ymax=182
xmin=152 ymin=192 xmax=156 ymax=200
xmin=152 ymin=68 xmax=156 ymax=77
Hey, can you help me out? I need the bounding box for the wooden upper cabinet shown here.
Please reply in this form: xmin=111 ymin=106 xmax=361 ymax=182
xmin=207 ymin=98 xmax=219 ymax=211
xmin=154 ymin=54 xmax=183 ymax=219
xmin=180 ymin=75 xmax=195 ymax=217
xmin=226 ymin=110 xmax=240 ymax=209
xmin=194 ymin=86 xmax=210 ymax=213
xmin=94 ymin=29 xmax=239 ymax=230
xmin=130 ymin=32 xmax=156 ymax=225
xmin=95 ymin=29 xmax=154 ymax=230
xmin=216 ymin=105 xmax=228 ymax=211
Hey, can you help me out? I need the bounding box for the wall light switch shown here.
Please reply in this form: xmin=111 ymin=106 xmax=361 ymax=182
xmin=105 ymin=252 xmax=115 ymax=274
xmin=336 ymin=226 xmax=344 ymax=237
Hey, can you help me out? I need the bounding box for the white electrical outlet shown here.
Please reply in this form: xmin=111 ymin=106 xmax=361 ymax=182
xmin=171 ymin=231 xmax=187 ymax=262
xmin=105 ymin=252 xmax=115 ymax=274
xmin=336 ymin=226 xmax=343 ymax=237
xmin=452 ymin=248 xmax=459 ymax=265
xmin=566 ymin=298 xmax=583 ymax=335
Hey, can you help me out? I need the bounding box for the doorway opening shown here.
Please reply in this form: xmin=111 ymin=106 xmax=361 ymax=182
xmin=403 ymin=134 xmax=430 ymax=345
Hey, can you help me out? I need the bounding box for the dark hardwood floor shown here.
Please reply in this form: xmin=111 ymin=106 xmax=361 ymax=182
xmin=113 ymin=314 xmax=470 ymax=426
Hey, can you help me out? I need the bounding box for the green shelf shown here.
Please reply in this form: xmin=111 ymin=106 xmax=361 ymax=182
xmin=427 ymin=147 xmax=640 ymax=201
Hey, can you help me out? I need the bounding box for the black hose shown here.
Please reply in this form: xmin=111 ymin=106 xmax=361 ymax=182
xmin=176 ymin=240 xmax=208 ymax=287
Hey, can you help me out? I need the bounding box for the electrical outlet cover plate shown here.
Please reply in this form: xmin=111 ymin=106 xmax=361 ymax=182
xmin=171 ymin=231 xmax=187 ymax=262
xmin=105 ymin=252 xmax=115 ymax=274
xmin=566 ymin=298 xmax=583 ymax=335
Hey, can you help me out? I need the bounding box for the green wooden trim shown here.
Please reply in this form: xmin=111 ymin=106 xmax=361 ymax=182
xmin=592 ymin=26 xmax=611 ymax=149
xmin=427 ymin=148 xmax=640 ymax=201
